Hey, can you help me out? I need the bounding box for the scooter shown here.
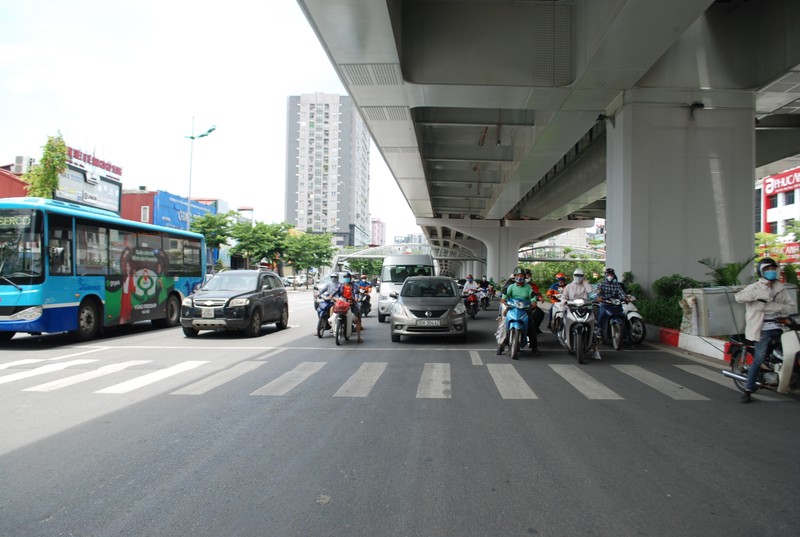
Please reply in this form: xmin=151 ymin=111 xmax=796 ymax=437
xmin=316 ymin=292 xmax=334 ymax=338
xmin=595 ymin=297 xmax=626 ymax=351
xmin=723 ymin=315 xmax=800 ymax=395
xmin=558 ymin=298 xmax=597 ymax=364
xmin=358 ymin=285 xmax=372 ymax=317
xmin=549 ymin=294 xmax=564 ymax=333
xmin=478 ymin=288 xmax=490 ymax=310
xmin=498 ymin=297 xmax=531 ymax=360
xmin=332 ymin=297 xmax=355 ymax=346
xmin=623 ymin=296 xmax=646 ymax=344
xmin=464 ymin=290 xmax=479 ymax=320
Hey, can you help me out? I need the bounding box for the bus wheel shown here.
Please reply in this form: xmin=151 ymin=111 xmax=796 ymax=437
xmin=153 ymin=294 xmax=181 ymax=328
xmin=72 ymin=299 xmax=100 ymax=341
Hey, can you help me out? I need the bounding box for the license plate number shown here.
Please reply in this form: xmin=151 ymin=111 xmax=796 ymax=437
xmin=201 ymin=308 xmax=215 ymax=318
xmin=417 ymin=319 xmax=440 ymax=326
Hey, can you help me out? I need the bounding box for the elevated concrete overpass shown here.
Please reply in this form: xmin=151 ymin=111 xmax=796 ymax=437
xmin=298 ymin=0 xmax=800 ymax=286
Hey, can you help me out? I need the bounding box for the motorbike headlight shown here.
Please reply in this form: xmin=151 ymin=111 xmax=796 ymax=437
xmin=453 ymin=302 xmax=466 ymax=314
xmin=229 ymin=298 xmax=250 ymax=307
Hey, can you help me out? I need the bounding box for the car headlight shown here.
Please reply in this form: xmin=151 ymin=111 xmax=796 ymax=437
xmin=182 ymin=297 xmax=193 ymax=306
xmin=453 ymin=302 xmax=466 ymax=314
xmin=229 ymin=298 xmax=250 ymax=307
xmin=390 ymin=302 xmax=407 ymax=315
xmin=10 ymin=306 xmax=42 ymax=321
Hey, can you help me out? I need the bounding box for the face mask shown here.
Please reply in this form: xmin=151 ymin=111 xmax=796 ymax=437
xmin=515 ymin=276 xmax=525 ymax=284
xmin=361 ymin=278 xmax=367 ymax=282
xmin=763 ymin=270 xmax=778 ymax=281
xmin=344 ymin=278 xmax=351 ymax=283
xmin=606 ymin=276 xmax=614 ymax=281
xmin=467 ymin=278 xmax=473 ymax=282
xmin=574 ymin=275 xmax=584 ymax=282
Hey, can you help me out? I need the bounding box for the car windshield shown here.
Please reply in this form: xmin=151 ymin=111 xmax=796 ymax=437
xmin=401 ymin=279 xmax=456 ymax=298
xmin=202 ymin=272 xmax=257 ymax=292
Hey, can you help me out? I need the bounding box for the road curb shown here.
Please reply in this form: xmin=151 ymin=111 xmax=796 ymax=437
xmin=646 ymin=324 xmax=726 ymax=362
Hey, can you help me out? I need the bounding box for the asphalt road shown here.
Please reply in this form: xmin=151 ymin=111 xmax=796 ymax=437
xmin=1 ymin=289 xmax=799 ymax=537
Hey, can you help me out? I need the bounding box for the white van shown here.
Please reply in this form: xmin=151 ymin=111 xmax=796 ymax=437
xmin=377 ymin=254 xmax=435 ymax=322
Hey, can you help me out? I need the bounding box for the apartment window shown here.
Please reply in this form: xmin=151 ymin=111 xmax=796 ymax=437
xmin=786 ymin=191 xmax=795 ymax=205
xmin=140 ymin=205 xmax=150 ymax=223
xmin=768 ymin=195 xmax=778 ymax=209
xmin=768 ymin=222 xmax=778 ymax=234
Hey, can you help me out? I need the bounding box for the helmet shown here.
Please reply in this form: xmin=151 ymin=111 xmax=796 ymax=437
xmin=604 ymin=267 xmax=616 ymax=275
xmin=330 ymin=273 xmax=339 ymax=279
xmin=513 ymin=266 xmax=525 ymax=276
xmin=361 ymin=274 xmax=367 ymax=279
xmin=343 ymin=272 xmax=352 ymax=278
xmin=467 ymin=274 xmax=473 ymax=279
xmin=757 ymin=257 xmax=778 ymax=278
xmin=573 ymin=268 xmax=585 ymax=277
xmin=524 ymin=268 xmax=532 ymax=275
xmin=555 ymin=272 xmax=566 ymax=281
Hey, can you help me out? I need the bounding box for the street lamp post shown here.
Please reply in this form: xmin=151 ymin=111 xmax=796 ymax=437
xmin=185 ymin=117 xmax=216 ymax=230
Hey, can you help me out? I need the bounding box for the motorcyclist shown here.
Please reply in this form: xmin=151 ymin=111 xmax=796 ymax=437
xmin=357 ymin=273 xmax=372 ymax=310
xmin=595 ymin=267 xmax=629 ymax=341
xmin=524 ymin=268 xmax=545 ymax=334
xmin=734 ymin=257 xmax=796 ymax=403
xmin=315 ymin=272 xmax=339 ymax=328
xmin=333 ymin=271 xmax=363 ymax=343
xmin=497 ymin=266 xmax=539 ymax=356
xmin=545 ymin=272 xmax=568 ymax=329
xmin=462 ymin=274 xmax=480 ymax=306
xmin=561 ymin=268 xmax=601 ymax=360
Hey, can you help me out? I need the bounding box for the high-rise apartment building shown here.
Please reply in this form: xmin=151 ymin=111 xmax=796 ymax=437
xmin=285 ymin=93 xmax=371 ymax=247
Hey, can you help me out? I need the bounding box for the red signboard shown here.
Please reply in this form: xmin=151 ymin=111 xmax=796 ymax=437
xmin=764 ymin=167 xmax=800 ymax=196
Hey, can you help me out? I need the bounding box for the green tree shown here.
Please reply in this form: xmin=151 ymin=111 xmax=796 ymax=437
xmin=783 ymin=219 xmax=800 ymax=242
xmin=23 ymin=134 xmax=68 ymax=198
xmin=283 ymin=232 xmax=335 ymax=287
xmin=347 ymin=258 xmax=382 ymax=279
xmin=755 ymin=231 xmax=786 ymax=262
xmin=698 ymin=255 xmax=757 ymax=286
xmin=190 ymin=211 xmax=235 ymax=252
xmin=230 ymin=221 xmax=292 ymax=269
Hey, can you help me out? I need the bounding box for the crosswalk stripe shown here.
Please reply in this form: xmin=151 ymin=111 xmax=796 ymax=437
xmin=0 ymin=359 xmax=98 ymax=385
xmin=486 ymin=364 xmax=537 ymax=399
xmin=23 ymin=360 xmax=152 ymax=392
xmin=95 ymin=361 xmax=208 ymax=394
xmin=549 ymin=364 xmax=623 ymax=399
xmin=334 ymin=362 xmax=388 ymax=397
xmin=0 ymin=348 xmax=108 ymax=370
xmin=172 ymin=361 xmax=267 ymax=395
xmin=613 ymin=365 xmax=709 ymax=400
xmin=469 ymin=351 xmax=483 ymax=366
xmin=417 ymin=363 xmax=452 ymax=399
xmin=251 ymin=362 xmax=326 ymax=396
xmin=674 ymin=365 xmax=786 ymax=402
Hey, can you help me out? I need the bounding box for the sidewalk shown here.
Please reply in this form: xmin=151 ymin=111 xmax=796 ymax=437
xmin=646 ymin=324 xmax=727 ymax=361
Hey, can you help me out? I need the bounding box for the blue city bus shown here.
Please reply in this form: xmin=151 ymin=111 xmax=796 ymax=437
xmin=0 ymin=197 xmax=205 ymax=341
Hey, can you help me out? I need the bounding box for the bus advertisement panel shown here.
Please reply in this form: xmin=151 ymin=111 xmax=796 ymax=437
xmin=0 ymin=197 xmax=205 ymax=342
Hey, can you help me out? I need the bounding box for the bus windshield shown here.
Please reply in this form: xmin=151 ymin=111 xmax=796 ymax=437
xmin=0 ymin=209 xmax=43 ymax=285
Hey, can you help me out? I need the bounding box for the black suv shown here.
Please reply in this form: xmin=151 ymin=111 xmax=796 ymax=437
xmin=180 ymin=269 xmax=289 ymax=337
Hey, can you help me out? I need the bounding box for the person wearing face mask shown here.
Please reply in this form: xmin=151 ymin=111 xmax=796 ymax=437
xmin=562 ymin=267 xmax=602 ymax=360
xmin=595 ymin=267 xmax=629 ymax=341
xmin=497 ymin=267 xmax=540 ymax=355
xmin=334 ymin=271 xmax=363 ymax=343
xmin=734 ymin=258 xmax=796 ymax=403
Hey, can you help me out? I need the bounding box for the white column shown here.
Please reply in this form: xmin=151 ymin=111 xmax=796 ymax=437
xmin=606 ymin=88 xmax=755 ymax=288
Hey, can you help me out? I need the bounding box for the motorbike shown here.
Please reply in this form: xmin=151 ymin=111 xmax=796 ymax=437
xmin=558 ymin=298 xmax=597 ymax=364
xmin=358 ymin=285 xmax=372 ymax=317
xmin=332 ymin=297 xmax=355 ymax=346
xmin=595 ymin=297 xmax=626 ymax=351
xmin=549 ymin=294 xmax=564 ymax=333
xmin=464 ymin=290 xmax=479 ymax=319
xmin=500 ymin=297 xmax=531 ymax=360
xmin=478 ymin=288 xmax=491 ymax=310
xmin=723 ymin=315 xmax=800 ymax=395
xmin=316 ymin=292 xmax=334 ymax=338
xmin=623 ymin=296 xmax=646 ymax=344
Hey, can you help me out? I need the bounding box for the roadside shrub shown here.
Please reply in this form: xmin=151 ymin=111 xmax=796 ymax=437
xmin=651 ymin=274 xmax=707 ymax=299
xmin=636 ymin=296 xmax=682 ymax=330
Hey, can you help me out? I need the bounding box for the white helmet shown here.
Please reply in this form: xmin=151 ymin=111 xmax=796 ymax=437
xmin=573 ymin=268 xmax=585 ymax=277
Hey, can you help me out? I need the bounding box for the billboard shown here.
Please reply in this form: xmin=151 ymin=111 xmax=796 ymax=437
xmin=54 ymin=147 xmax=123 ymax=213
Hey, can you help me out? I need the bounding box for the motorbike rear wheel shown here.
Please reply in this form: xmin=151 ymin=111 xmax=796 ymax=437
xmin=509 ymin=328 xmax=521 ymax=360
xmin=730 ymin=347 xmax=758 ymax=393
xmin=628 ymin=318 xmax=646 ymax=344
xmin=611 ymin=322 xmax=623 ymax=351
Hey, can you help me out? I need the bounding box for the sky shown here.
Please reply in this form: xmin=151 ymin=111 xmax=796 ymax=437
xmin=0 ymin=0 xmax=421 ymax=240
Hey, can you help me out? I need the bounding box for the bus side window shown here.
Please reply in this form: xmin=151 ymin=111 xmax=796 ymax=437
xmin=48 ymin=215 xmax=73 ymax=275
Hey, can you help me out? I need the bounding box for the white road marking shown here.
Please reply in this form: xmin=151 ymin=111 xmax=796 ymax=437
xmin=549 ymin=364 xmax=622 ymax=400
xmin=469 ymin=351 xmax=483 ymax=366
xmin=95 ymin=361 xmax=208 ymax=394
xmin=23 ymin=360 xmax=152 ymax=392
xmin=0 ymin=347 xmax=108 ymax=370
xmin=486 ymin=364 xmax=537 ymax=399
xmin=0 ymin=359 xmax=98 ymax=385
xmin=334 ymin=362 xmax=388 ymax=397
xmin=251 ymin=362 xmax=326 ymax=396
xmin=613 ymin=365 xmax=709 ymax=400
xmin=172 ymin=361 xmax=267 ymax=395
xmin=675 ymin=364 xmax=785 ymax=401
xmin=416 ymin=363 xmax=452 ymax=399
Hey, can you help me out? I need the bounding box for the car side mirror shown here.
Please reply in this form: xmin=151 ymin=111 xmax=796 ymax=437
xmin=390 ymin=291 xmax=398 ymax=298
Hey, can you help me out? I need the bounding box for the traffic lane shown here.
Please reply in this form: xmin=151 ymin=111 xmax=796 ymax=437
xmin=3 ymin=343 xmax=799 ymax=535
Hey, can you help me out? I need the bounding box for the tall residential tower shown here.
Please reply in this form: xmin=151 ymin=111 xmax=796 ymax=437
xmin=285 ymin=93 xmax=370 ymax=247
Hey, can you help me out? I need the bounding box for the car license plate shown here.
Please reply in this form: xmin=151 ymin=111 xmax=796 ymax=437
xmin=417 ymin=319 xmax=440 ymax=326
xmin=201 ymin=308 xmax=215 ymax=318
